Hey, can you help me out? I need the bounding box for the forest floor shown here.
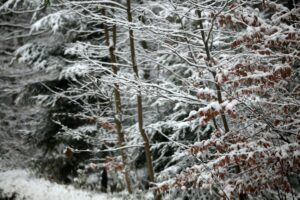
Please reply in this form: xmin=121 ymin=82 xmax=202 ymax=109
xmin=0 ymin=169 xmax=122 ymax=200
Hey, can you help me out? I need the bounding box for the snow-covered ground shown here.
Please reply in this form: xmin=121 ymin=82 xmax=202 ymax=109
xmin=0 ymin=170 xmax=122 ymax=200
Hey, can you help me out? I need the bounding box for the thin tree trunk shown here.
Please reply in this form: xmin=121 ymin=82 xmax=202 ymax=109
xmin=102 ymin=9 xmax=132 ymax=194
xmin=197 ymin=10 xmax=246 ymax=200
xmin=126 ymin=1 xmax=161 ymax=199
xmin=197 ymin=10 xmax=229 ymax=132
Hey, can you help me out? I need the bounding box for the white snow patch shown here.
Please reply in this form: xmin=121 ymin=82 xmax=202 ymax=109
xmin=0 ymin=170 xmax=121 ymax=200
xmin=188 ymin=110 xmax=198 ymax=118
xmin=223 ymin=99 xmax=238 ymax=111
xmin=31 ymin=10 xmax=76 ymax=33
xmin=59 ymin=63 xmax=89 ymax=80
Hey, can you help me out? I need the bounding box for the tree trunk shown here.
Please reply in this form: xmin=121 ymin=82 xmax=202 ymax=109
xmin=102 ymin=9 xmax=132 ymax=194
xmin=197 ymin=10 xmax=246 ymax=200
xmin=197 ymin=10 xmax=229 ymax=133
xmin=126 ymin=1 xmax=160 ymax=199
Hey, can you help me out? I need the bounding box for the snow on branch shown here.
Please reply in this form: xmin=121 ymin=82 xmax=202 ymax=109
xmin=185 ymin=100 xmax=238 ymax=124
xmin=0 ymin=0 xmax=41 ymax=11
xmin=59 ymin=63 xmax=90 ymax=81
xmin=31 ymin=10 xmax=77 ymax=33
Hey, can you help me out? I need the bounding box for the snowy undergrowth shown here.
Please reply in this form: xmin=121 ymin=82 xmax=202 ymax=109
xmin=0 ymin=170 xmax=122 ymax=200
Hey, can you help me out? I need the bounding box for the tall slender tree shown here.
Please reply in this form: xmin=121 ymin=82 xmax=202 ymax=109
xmin=102 ymin=7 xmax=132 ymax=194
xmin=126 ymin=0 xmax=157 ymax=193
